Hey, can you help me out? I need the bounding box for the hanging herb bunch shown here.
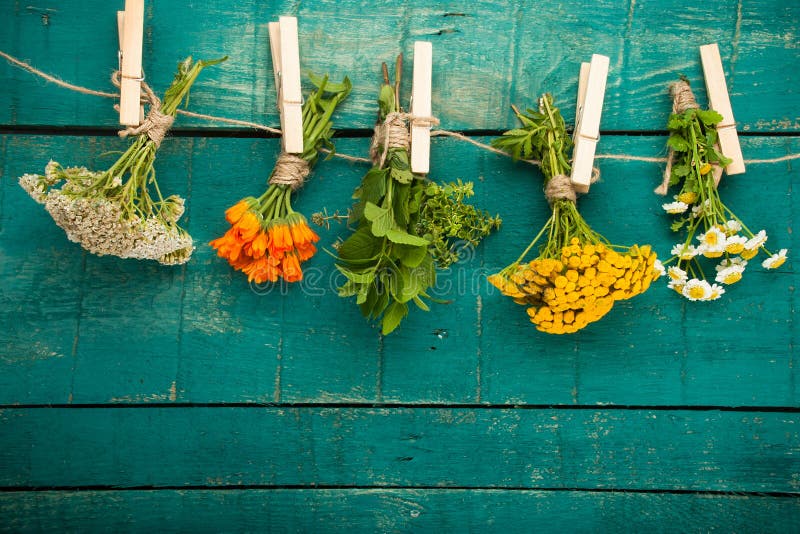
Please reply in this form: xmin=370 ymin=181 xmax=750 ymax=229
xmin=658 ymin=78 xmax=787 ymax=301
xmin=330 ymin=56 xmax=500 ymax=335
xmin=489 ymin=94 xmax=663 ymax=334
xmin=19 ymin=56 xmax=225 ymax=265
xmin=210 ymin=74 xmax=351 ymax=284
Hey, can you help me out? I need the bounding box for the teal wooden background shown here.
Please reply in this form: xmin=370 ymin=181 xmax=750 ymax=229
xmin=1 ymin=0 xmax=799 ymax=531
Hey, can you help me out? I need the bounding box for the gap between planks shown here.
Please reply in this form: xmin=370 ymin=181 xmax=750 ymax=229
xmin=0 ymin=484 xmax=798 ymax=498
xmin=2 ymin=402 xmax=800 ymax=412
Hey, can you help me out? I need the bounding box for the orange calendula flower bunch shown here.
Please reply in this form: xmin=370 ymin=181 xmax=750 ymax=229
xmin=489 ymin=94 xmax=663 ymax=334
xmin=211 ymin=74 xmax=350 ymax=283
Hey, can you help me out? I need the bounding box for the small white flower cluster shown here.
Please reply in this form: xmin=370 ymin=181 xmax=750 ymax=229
xmin=19 ymin=162 xmax=193 ymax=265
xmin=666 ymin=266 xmax=725 ymax=301
xmin=666 ymin=220 xmax=788 ymax=302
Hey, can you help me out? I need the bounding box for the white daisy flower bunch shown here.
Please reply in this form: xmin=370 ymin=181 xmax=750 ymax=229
xmin=659 ymin=78 xmax=788 ymax=302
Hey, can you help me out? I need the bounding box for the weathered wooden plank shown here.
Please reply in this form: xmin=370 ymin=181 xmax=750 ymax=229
xmin=0 ymin=135 xmax=797 ymax=406
xmin=1 ymin=488 xmax=798 ymax=533
xmin=0 ymin=407 xmax=798 ymax=491
xmin=0 ymin=1 xmax=798 ymax=131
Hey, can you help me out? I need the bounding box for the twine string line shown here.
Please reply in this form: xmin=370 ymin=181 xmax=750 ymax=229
xmin=370 ymin=112 xmax=440 ymax=168
xmin=268 ymin=152 xmax=310 ymax=190
xmin=110 ymin=71 xmax=174 ymax=147
xmin=2 ymin=50 xmax=799 ymax=170
xmin=545 ymin=174 xmax=577 ymax=204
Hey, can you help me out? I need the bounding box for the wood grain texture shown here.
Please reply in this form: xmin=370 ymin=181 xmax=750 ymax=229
xmin=1 ymin=1 xmax=798 ymax=131
xmin=1 ymin=1 xmax=799 ymax=527
xmin=1 ymin=135 xmax=797 ymax=406
xmin=1 ymin=407 xmax=798 ymax=491
xmin=1 ymin=489 xmax=799 ymax=533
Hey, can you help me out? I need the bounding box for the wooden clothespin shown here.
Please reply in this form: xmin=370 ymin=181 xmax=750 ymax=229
xmin=570 ymin=54 xmax=610 ymax=194
xmin=410 ymin=41 xmax=433 ymax=174
xmin=573 ymin=62 xmax=591 ymax=143
xmin=700 ymin=43 xmax=745 ymax=185
xmin=117 ymin=0 xmax=144 ymax=126
xmin=117 ymin=7 xmax=144 ymax=124
xmin=268 ymin=16 xmax=303 ymax=154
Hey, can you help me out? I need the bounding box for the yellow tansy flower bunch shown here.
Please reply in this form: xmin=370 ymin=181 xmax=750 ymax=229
xmin=490 ymin=95 xmax=662 ymax=334
xmin=659 ymin=79 xmax=788 ymax=301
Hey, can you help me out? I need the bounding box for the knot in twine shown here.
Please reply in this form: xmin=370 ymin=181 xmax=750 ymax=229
xmin=544 ymin=174 xmax=578 ymax=204
xmin=111 ymin=71 xmax=175 ymax=148
xmin=669 ymin=79 xmax=699 ymax=114
xmin=269 ymin=152 xmax=310 ymax=191
xmin=370 ymin=112 xmax=440 ymax=168
xmin=656 ymin=79 xmax=699 ymax=195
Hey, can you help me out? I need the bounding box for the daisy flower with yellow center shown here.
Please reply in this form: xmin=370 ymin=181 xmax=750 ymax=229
xmin=715 ymin=263 xmax=745 ymax=285
xmin=724 ymin=235 xmax=747 ymax=255
xmin=745 ymin=230 xmax=768 ymax=251
xmin=698 ymin=227 xmax=726 ymax=248
xmin=697 ymin=227 xmax=727 ymax=258
xmin=682 ymin=279 xmax=712 ymax=301
xmin=667 ymin=279 xmax=685 ymax=294
xmin=653 ymin=259 xmax=666 ymax=278
xmin=676 ymin=191 xmax=698 ymax=204
xmin=662 ymin=201 xmax=689 ymax=214
xmin=724 ymin=220 xmax=742 ymax=235
xmin=708 ymin=283 xmax=725 ymax=300
xmin=762 ymin=249 xmax=788 ymax=269
xmin=667 ymin=265 xmax=688 ymax=282
xmin=716 ymin=257 xmax=747 ymax=271
xmin=671 ymin=243 xmax=698 ymax=260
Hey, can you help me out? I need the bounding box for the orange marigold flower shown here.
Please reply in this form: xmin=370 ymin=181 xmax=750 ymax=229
xmin=269 ymin=222 xmax=294 ymax=255
xmin=225 ymin=200 xmax=251 ymax=224
xmin=229 ymin=254 xmax=254 ymax=271
xmin=281 ymin=252 xmax=303 ymax=282
xmin=249 ymin=231 xmax=269 ymax=259
xmin=242 ymin=256 xmax=281 ymax=284
xmin=210 ymin=230 xmax=244 ymax=262
xmin=295 ymin=242 xmax=317 ymax=262
xmin=233 ymin=211 xmax=261 ymax=243
xmin=290 ymin=219 xmax=320 ymax=246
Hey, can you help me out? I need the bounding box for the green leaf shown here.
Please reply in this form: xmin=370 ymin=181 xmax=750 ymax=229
xmin=356 ymin=284 xmax=370 ymax=305
xmin=381 ymin=301 xmax=408 ymax=335
xmin=388 ymin=151 xmax=414 ymax=184
xmin=697 ymin=109 xmax=723 ymax=126
xmin=335 ymin=265 xmax=376 ymax=284
xmin=307 ymin=71 xmax=353 ymax=95
xmin=371 ymin=285 xmax=390 ymax=319
xmin=395 ymin=243 xmax=429 ymax=268
xmin=393 ymin=182 xmax=412 ymax=226
xmin=398 ymin=265 xmax=422 ymax=303
xmin=338 ymin=227 xmax=377 ymax=261
xmin=385 ymin=228 xmax=429 ymax=246
xmin=666 ymin=115 xmax=684 ymax=131
xmin=338 ymin=280 xmax=360 ymax=297
xmin=412 ymin=295 xmax=430 ymax=311
xmin=378 ymin=84 xmax=395 ymax=118
xmin=356 ymin=167 xmax=387 ymax=204
xmin=412 ymin=254 xmax=436 ymax=290
xmin=672 ymin=164 xmax=691 ymax=178
xmin=670 ymin=219 xmax=687 ymax=232
xmin=667 ymin=134 xmax=690 ymax=152
xmin=390 ymin=166 xmax=414 ymax=185
xmin=358 ymin=285 xmax=377 ymax=317
xmin=363 ymin=202 xmax=393 ymax=237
